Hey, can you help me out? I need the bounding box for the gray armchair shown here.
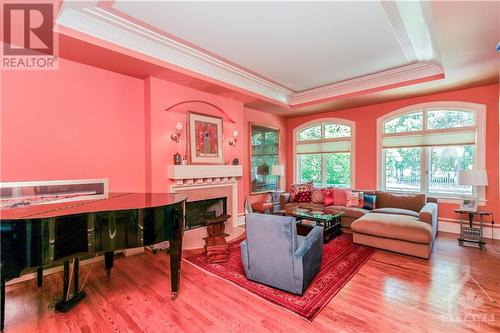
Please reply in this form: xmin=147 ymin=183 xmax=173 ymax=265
xmin=240 ymin=213 xmax=323 ymax=295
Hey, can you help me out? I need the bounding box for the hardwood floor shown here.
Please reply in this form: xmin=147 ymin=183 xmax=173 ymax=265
xmin=4 ymin=232 xmax=500 ymax=332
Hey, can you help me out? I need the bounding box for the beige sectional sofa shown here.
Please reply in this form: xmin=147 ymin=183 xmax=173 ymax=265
xmin=280 ymin=191 xmax=438 ymax=259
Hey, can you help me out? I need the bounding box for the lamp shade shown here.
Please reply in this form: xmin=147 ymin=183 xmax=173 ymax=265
xmin=271 ymin=165 xmax=285 ymax=176
xmin=458 ymin=170 xmax=488 ymax=186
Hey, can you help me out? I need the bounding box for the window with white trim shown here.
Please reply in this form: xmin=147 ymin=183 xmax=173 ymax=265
xmin=378 ymin=103 xmax=486 ymax=199
xmin=295 ymin=120 xmax=354 ymax=187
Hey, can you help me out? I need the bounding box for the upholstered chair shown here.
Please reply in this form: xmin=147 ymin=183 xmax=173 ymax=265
xmin=240 ymin=213 xmax=323 ymax=295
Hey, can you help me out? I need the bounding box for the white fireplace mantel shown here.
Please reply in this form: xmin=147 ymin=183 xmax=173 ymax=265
xmin=167 ymin=164 xmax=244 ymax=228
xmin=167 ymin=165 xmax=242 ymax=185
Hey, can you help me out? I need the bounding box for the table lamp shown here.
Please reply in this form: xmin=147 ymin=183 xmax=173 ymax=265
xmin=458 ymin=169 xmax=488 ymax=211
xmin=271 ymin=165 xmax=285 ymax=191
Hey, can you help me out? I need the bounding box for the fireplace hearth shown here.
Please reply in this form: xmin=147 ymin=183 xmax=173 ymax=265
xmin=185 ymin=197 xmax=227 ymax=230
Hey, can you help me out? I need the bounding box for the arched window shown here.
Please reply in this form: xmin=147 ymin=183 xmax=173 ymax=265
xmin=294 ymin=119 xmax=355 ymax=187
xmin=377 ymin=102 xmax=486 ymax=200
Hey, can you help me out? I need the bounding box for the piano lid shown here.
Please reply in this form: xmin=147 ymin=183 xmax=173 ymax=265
xmin=0 ymin=193 xmax=187 ymax=220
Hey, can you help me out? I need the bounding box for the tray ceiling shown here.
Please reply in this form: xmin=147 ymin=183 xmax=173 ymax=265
xmin=112 ymin=1 xmax=409 ymax=92
xmin=56 ymin=0 xmax=446 ymax=109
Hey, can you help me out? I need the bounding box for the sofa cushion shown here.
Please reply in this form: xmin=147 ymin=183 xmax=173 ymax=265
xmin=311 ymin=189 xmax=324 ymax=203
xmin=376 ymin=191 xmax=426 ymax=212
xmin=351 ymin=213 xmax=432 ymax=244
xmin=321 ymin=188 xmax=335 ymax=206
xmin=293 ymin=190 xmax=312 ymax=203
xmin=346 ymin=191 xmax=362 ymax=207
xmin=332 ymin=188 xmax=349 ymax=206
xmin=290 ymin=182 xmax=314 ymax=202
xmin=371 ymin=208 xmax=419 ymax=218
xmin=363 ymin=194 xmax=376 ymax=210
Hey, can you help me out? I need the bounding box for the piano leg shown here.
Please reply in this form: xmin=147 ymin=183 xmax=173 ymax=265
xmin=55 ymin=258 xmax=86 ymax=313
xmin=61 ymin=260 xmax=70 ymax=301
xmin=37 ymin=267 xmax=43 ymax=287
xmin=169 ymin=239 xmax=181 ymax=300
xmin=169 ymin=206 xmax=184 ymax=300
xmin=1 ymin=274 xmax=5 ymax=331
xmin=104 ymin=251 xmax=113 ymax=277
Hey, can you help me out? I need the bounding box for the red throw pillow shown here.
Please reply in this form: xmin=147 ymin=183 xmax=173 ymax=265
xmin=290 ymin=182 xmax=314 ymax=202
xmin=294 ymin=190 xmax=312 ymax=203
xmin=311 ymin=189 xmax=324 ymax=203
xmin=321 ymin=189 xmax=335 ymax=206
xmin=332 ymin=188 xmax=349 ymax=206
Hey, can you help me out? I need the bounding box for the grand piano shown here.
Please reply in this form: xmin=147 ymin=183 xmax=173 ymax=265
xmin=0 ymin=190 xmax=187 ymax=330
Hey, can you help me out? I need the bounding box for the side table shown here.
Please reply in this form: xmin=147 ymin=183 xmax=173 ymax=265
xmin=269 ymin=190 xmax=284 ymax=213
xmin=454 ymin=209 xmax=491 ymax=250
xmin=204 ymin=214 xmax=231 ymax=263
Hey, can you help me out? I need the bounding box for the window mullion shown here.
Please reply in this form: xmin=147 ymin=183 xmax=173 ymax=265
xmin=321 ymin=154 xmax=326 ymax=186
xmin=381 ymin=149 xmax=386 ymax=191
xmin=422 ymin=109 xmax=428 ymax=130
xmin=296 ymin=154 xmax=301 ymax=183
xmin=421 ymin=147 xmax=429 ymax=194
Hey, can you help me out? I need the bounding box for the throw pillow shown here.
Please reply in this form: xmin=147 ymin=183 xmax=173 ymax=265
xmin=321 ymin=188 xmax=335 ymax=206
xmin=295 ymin=190 xmax=312 ymax=203
xmin=311 ymin=189 xmax=324 ymax=203
xmin=346 ymin=191 xmax=361 ymax=207
xmin=363 ymin=194 xmax=377 ymax=210
xmin=332 ymin=187 xmax=349 ymax=206
xmin=290 ymin=182 xmax=314 ymax=202
xmin=356 ymin=191 xmax=364 ymax=208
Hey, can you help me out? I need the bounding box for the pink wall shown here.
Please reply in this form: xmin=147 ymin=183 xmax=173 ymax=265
xmin=243 ymin=108 xmax=287 ymax=206
xmin=0 ymin=60 xmax=288 ymax=214
xmin=145 ymin=77 xmax=246 ymax=212
xmin=286 ymin=84 xmax=500 ymax=221
xmin=1 ymin=58 xmax=146 ymax=192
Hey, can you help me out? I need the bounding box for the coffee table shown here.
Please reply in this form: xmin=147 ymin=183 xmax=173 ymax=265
xmin=277 ymin=207 xmax=344 ymax=243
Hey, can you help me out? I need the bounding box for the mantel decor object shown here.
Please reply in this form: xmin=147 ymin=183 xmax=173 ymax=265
xmin=174 ymin=153 xmax=182 ymax=165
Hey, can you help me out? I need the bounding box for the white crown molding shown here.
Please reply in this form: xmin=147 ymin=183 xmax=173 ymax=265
xmin=56 ymin=1 xmax=443 ymax=109
xmin=289 ymin=62 xmax=443 ymax=106
xmin=381 ymin=1 xmax=417 ymax=62
xmin=57 ymin=2 xmax=291 ymax=105
xmin=391 ymin=1 xmax=441 ymax=62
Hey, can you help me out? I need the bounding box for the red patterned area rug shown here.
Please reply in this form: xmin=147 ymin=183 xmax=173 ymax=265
xmin=184 ymin=233 xmax=375 ymax=320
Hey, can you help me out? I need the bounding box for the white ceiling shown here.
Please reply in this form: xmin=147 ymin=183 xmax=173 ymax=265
xmin=289 ymin=0 xmax=500 ymax=115
xmin=113 ymin=1 xmax=409 ymax=92
xmin=55 ymin=1 xmax=498 ymax=114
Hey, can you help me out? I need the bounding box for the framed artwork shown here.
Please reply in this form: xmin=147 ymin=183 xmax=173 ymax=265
xmin=188 ymin=112 xmax=224 ymax=164
xmin=250 ymin=123 xmax=280 ymax=194
xmin=460 ymin=198 xmax=478 ymax=212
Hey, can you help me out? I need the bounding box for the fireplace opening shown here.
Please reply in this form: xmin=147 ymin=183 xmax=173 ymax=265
xmin=185 ymin=197 xmax=227 ymax=230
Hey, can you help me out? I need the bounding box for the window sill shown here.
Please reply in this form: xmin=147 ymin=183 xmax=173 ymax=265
xmin=436 ymin=197 xmax=487 ymax=205
xmin=382 ymin=189 xmax=487 ymax=205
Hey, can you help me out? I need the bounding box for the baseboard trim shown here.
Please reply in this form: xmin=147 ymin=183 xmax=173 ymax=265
xmin=438 ymin=218 xmax=499 ymax=240
xmin=6 ymin=255 xmax=105 ymax=287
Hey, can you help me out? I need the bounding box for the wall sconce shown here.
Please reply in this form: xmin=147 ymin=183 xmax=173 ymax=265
xmin=170 ymin=122 xmax=183 ymax=143
xmin=228 ymin=130 xmax=238 ymax=147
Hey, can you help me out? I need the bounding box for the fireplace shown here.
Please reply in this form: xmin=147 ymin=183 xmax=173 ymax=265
xmin=185 ymin=197 xmax=227 ymax=230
